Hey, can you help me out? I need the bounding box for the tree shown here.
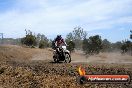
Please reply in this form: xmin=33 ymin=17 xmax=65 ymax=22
xmin=52 ymin=39 xmax=56 ymax=49
xmin=39 ymin=40 xmax=49 ymax=48
xmin=82 ymin=38 xmax=88 ymax=54
xmin=130 ymin=30 xmax=132 ymax=39
xmin=67 ymin=40 xmax=75 ymax=52
xmin=36 ymin=33 xmax=50 ymax=48
xmin=121 ymin=40 xmax=131 ymax=54
xmin=111 ymin=41 xmax=122 ymax=51
xmin=82 ymin=35 xmax=103 ymax=55
xmin=102 ymin=39 xmax=111 ymax=52
xmin=36 ymin=33 xmax=41 ymax=46
xmin=121 ymin=30 xmax=132 ymax=55
xmin=66 ymin=26 xmax=87 ymax=49
xmin=21 ymin=30 xmax=37 ymax=47
xmin=65 ymin=32 xmax=73 ymax=43
xmin=48 ymin=39 xmax=53 ymax=48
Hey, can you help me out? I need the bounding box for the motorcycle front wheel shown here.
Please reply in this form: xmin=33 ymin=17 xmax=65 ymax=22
xmin=53 ymin=54 xmax=59 ymax=63
xmin=64 ymin=53 xmax=71 ymax=63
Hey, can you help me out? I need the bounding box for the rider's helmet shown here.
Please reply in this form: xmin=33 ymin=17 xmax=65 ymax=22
xmin=57 ymin=35 xmax=62 ymax=40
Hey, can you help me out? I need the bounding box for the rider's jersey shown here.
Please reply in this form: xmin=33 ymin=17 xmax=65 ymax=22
xmin=55 ymin=37 xmax=65 ymax=47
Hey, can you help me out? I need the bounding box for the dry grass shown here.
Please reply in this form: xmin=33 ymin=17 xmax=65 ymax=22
xmin=0 ymin=45 xmax=50 ymax=61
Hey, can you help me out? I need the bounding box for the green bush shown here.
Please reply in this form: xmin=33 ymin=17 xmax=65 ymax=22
xmin=21 ymin=34 xmax=37 ymax=47
xmin=82 ymin=35 xmax=103 ymax=55
xmin=21 ymin=30 xmax=37 ymax=47
xmin=67 ymin=41 xmax=75 ymax=52
xmin=121 ymin=41 xmax=132 ymax=54
xmin=39 ymin=40 xmax=49 ymax=49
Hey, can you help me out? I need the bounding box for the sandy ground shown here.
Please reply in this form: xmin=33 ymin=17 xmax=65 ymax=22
xmin=31 ymin=48 xmax=53 ymax=61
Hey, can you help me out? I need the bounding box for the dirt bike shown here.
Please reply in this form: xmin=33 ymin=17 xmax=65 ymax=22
xmin=53 ymin=45 xmax=71 ymax=63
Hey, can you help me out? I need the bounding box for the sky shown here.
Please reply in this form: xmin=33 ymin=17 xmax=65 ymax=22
xmin=0 ymin=0 xmax=132 ymax=42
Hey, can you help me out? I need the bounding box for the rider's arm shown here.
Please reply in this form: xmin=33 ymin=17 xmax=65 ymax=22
xmin=64 ymin=41 xmax=67 ymax=46
xmin=54 ymin=38 xmax=58 ymax=47
xmin=55 ymin=41 xmax=57 ymax=47
xmin=62 ymin=39 xmax=67 ymax=46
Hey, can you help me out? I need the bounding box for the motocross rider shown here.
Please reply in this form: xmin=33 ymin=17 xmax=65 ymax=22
xmin=54 ymin=35 xmax=67 ymax=54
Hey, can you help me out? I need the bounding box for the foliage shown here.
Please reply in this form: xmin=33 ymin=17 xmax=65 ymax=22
xmin=21 ymin=30 xmax=37 ymax=47
xmin=36 ymin=33 xmax=48 ymax=45
xmin=121 ymin=40 xmax=132 ymax=54
xmin=21 ymin=30 xmax=50 ymax=48
xmin=51 ymin=40 xmax=56 ymax=49
xmin=39 ymin=40 xmax=49 ymax=49
xmin=120 ymin=31 xmax=132 ymax=55
xmin=82 ymin=38 xmax=88 ymax=53
xmin=102 ymin=39 xmax=111 ymax=52
xmin=130 ymin=30 xmax=132 ymax=39
xmin=48 ymin=39 xmax=53 ymax=48
xmin=67 ymin=40 xmax=75 ymax=52
xmin=83 ymin=35 xmax=103 ymax=55
xmin=37 ymin=33 xmax=49 ymax=48
xmin=66 ymin=26 xmax=87 ymax=49
xmin=65 ymin=33 xmax=73 ymax=43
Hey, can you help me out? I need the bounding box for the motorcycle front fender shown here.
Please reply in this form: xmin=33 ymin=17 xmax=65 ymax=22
xmin=64 ymin=50 xmax=70 ymax=54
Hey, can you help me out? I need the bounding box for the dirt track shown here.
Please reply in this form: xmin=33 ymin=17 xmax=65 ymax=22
xmin=31 ymin=47 xmax=132 ymax=64
xmin=0 ymin=45 xmax=132 ymax=88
